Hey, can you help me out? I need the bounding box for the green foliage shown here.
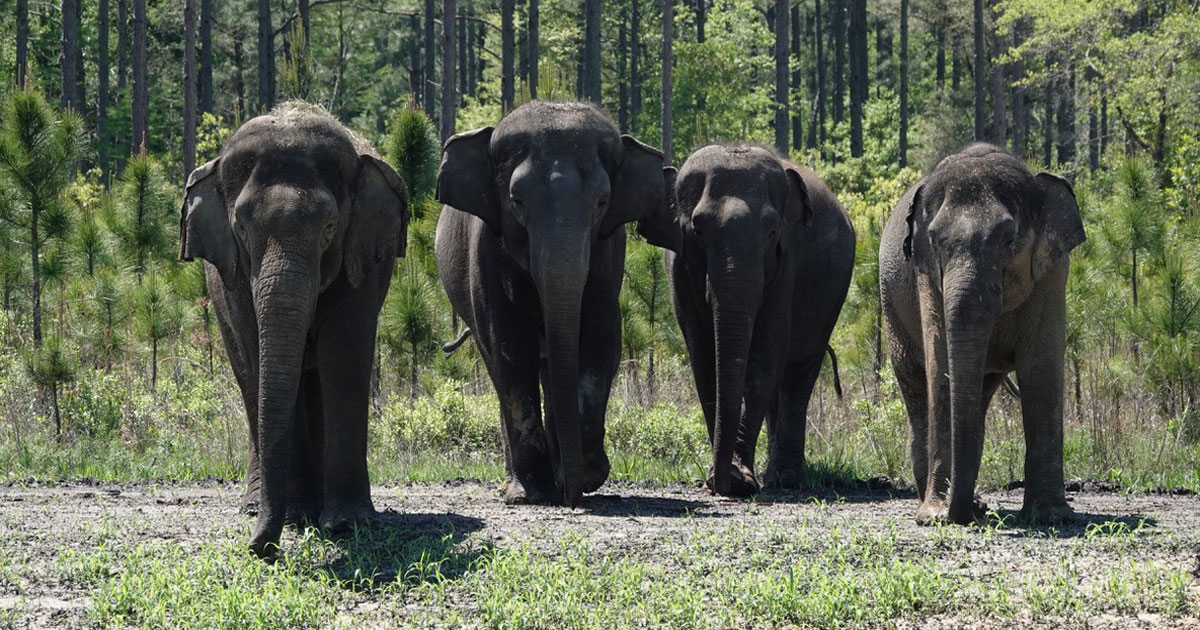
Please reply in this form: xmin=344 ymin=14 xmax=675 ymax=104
xmin=104 ymin=153 xmax=175 ymax=279
xmin=384 ymin=107 xmax=439 ymax=210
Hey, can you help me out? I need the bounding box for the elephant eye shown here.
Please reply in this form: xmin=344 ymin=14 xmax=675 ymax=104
xmin=509 ymin=195 xmax=524 ymax=209
xmin=597 ymin=195 xmax=610 ymax=210
xmin=323 ymin=221 xmax=337 ymax=238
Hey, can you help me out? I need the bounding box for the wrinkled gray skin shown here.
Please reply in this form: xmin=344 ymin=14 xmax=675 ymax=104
xmin=664 ymin=145 xmax=855 ymax=497
xmin=879 ymin=143 xmax=1085 ymax=525
xmin=180 ymin=106 xmax=409 ymax=556
xmin=434 ymin=101 xmax=675 ymax=506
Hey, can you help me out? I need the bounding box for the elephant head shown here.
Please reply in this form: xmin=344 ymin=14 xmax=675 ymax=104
xmin=902 ymin=143 xmax=1084 ymax=523
xmin=435 ymin=101 xmax=674 ymax=506
xmin=179 ymin=105 xmax=408 ymax=555
xmin=668 ymin=145 xmax=812 ymax=496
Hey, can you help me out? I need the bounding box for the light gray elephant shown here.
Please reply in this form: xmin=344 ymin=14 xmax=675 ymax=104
xmin=879 ymin=143 xmax=1085 ymax=525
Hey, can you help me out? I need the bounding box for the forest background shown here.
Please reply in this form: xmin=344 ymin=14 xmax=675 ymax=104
xmin=0 ymin=0 xmax=1199 ymax=494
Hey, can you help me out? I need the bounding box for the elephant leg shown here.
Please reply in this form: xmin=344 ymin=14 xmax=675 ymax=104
xmin=207 ymin=270 xmax=261 ymax=514
xmin=495 ymin=358 xmax=554 ymax=505
xmin=762 ymin=358 xmax=821 ymax=490
xmin=916 ymin=277 xmax=952 ymax=525
xmin=314 ymin=297 xmax=380 ymax=534
xmin=892 ymin=356 xmax=930 ymax=502
xmin=287 ymin=367 xmax=325 ymax=527
xmin=1015 ymin=292 xmax=1075 ymax=523
xmin=574 ymin=278 xmax=621 ymax=494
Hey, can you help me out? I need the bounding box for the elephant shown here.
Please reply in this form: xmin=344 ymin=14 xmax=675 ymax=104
xmin=662 ymin=144 xmax=855 ymax=497
xmin=434 ymin=101 xmax=676 ymax=507
xmin=879 ymin=143 xmax=1085 ymax=525
xmin=179 ymin=103 xmax=409 ymax=556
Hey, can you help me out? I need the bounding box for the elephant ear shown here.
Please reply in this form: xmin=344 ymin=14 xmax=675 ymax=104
xmin=346 ymin=154 xmax=408 ymax=288
xmin=179 ymin=158 xmax=237 ymax=284
xmin=901 ymin=181 xmax=925 ymax=263
xmin=436 ymin=126 xmax=499 ymax=233
xmin=782 ymin=164 xmax=813 ymax=228
xmin=601 ymin=135 xmax=680 ymax=251
xmin=1031 ymin=172 xmax=1086 ymax=281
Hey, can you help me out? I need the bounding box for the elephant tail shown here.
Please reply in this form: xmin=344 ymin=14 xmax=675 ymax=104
xmin=442 ymin=328 xmax=473 ymax=355
xmin=1003 ymin=376 xmax=1021 ymax=400
xmin=827 ymin=344 xmax=843 ymax=399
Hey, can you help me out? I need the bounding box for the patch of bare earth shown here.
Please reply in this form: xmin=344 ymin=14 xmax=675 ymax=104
xmin=2 ymin=480 xmax=1198 ymax=628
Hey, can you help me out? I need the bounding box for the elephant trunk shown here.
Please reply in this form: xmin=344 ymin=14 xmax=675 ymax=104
xmin=709 ymin=254 xmax=761 ymax=497
xmin=943 ymin=266 xmax=998 ymax=524
xmin=248 ymin=246 xmax=317 ymax=556
xmin=534 ymin=237 xmax=590 ymax=508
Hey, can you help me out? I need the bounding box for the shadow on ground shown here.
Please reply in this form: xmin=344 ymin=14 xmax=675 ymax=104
xmin=579 ymin=492 xmax=714 ymax=517
xmin=317 ymin=511 xmax=487 ymax=590
xmin=752 ymin=461 xmax=919 ymax=504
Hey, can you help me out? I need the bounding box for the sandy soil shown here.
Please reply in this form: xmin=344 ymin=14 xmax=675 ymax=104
xmin=2 ymin=480 xmax=1199 ymax=628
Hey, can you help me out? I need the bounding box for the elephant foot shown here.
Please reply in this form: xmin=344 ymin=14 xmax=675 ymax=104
xmin=916 ymin=496 xmax=988 ymax=526
xmin=503 ymin=476 xmax=561 ymax=505
xmin=285 ymin=496 xmax=323 ymax=528
xmin=319 ymin=499 xmax=377 ymax=535
xmin=706 ymin=458 xmax=760 ymax=498
xmin=762 ymin=464 xmax=806 ymax=491
xmin=581 ymin=450 xmax=611 ymax=494
xmin=1019 ymin=500 xmax=1077 ymax=524
xmin=240 ymin=482 xmax=260 ymax=515
xmin=249 ymin=515 xmax=284 ymax=559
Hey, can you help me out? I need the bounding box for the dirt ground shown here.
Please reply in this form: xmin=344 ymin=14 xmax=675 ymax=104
xmin=2 ymin=480 xmax=1199 ymax=628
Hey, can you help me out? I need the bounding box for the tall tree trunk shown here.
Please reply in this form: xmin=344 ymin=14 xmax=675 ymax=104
xmin=184 ymin=0 xmax=198 ymax=179
xmin=199 ymin=0 xmax=213 ymax=115
xmin=1057 ymin=65 xmax=1075 ymax=165
xmin=299 ymin=0 xmax=310 ymax=40
xmin=528 ymin=0 xmax=539 ymax=99
xmin=809 ymin=0 xmax=824 ymax=150
xmin=517 ymin=0 xmax=528 ymax=86
xmin=989 ymin=20 xmax=1007 ymax=145
xmin=583 ymin=0 xmax=601 ymax=103
xmin=469 ymin=4 xmax=479 ymax=98
xmin=62 ymin=0 xmax=79 ymax=110
xmin=790 ymin=4 xmax=802 ymax=151
xmin=630 ymin=0 xmax=640 ymax=132
xmin=257 ymin=0 xmax=274 ymax=112
xmin=973 ymin=0 xmax=985 ymax=141
xmin=1010 ymin=22 xmax=1027 ymax=158
xmin=16 ymin=0 xmax=28 ymax=87
xmin=1100 ymin=85 xmax=1108 ymax=159
xmin=952 ymin=45 xmax=960 ymax=90
xmin=695 ymin=0 xmax=706 ymax=42
xmin=832 ymin=0 xmax=845 ymax=125
xmin=441 ymin=0 xmax=457 ymax=142
xmin=132 ymin=0 xmax=148 ymax=152
xmin=501 ymin=0 xmax=514 ymax=110
xmin=661 ymin=0 xmax=673 ymax=165
xmin=410 ymin=14 xmax=422 ymax=103
xmin=848 ymin=0 xmax=865 ymax=158
xmin=117 ymin=0 xmax=129 ymax=91
xmin=618 ymin=7 xmax=629 ymax=131
xmin=98 ymin=0 xmax=110 ymax=183
xmin=773 ymin=0 xmax=788 ymax=154
xmin=1043 ymin=70 xmax=1054 ymax=166
xmin=75 ymin=1 xmax=85 ymax=110
xmin=423 ymin=0 xmax=436 ymax=120
xmin=458 ymin=6 xmax=468 ymax=105
xmin=899 ymin=0 xmax=908 ymax=168
xmin=935 ymin=21 xmax=945 ymax=90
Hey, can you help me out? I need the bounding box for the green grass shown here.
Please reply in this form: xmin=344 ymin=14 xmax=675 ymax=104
xmin=36 ymin=516 xmax=1195 ymax=629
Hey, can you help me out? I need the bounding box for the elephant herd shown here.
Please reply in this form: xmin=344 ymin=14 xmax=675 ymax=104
xmin=178 ymin=100 xmax=1085 ymax=557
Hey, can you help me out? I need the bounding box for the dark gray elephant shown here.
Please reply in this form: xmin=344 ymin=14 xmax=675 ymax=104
xmin=434 ymin=101 xmax=676 ymax=506
xmin=179 ymin=104 xmax=409 ymax=556
xmin=662 ymin=145 xmax=855 ymax=497
xmin=879 ymin=143 xmax=1085 ymax=525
